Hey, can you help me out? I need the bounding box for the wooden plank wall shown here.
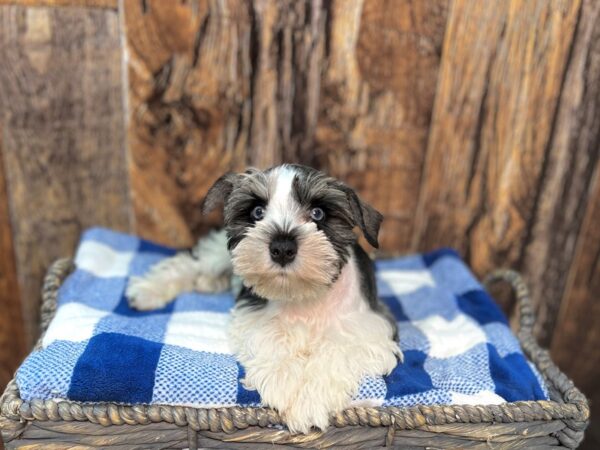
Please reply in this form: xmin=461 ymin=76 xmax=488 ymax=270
xmin=0 ymin=132 xmax=25 ymax=396
xmin=0 ymin=4 xmax=132 ymax=351
xmin=123 ymin=0 xmax=448 ymax=250
xmin=0 ymin=0 xmax=598 ymax=446
xmin=414 ymin=0 xmax=589 ymax=341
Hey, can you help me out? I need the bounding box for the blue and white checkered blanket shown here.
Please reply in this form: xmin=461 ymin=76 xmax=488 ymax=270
xmin=16 ymin=227 xmax=548 ymax=408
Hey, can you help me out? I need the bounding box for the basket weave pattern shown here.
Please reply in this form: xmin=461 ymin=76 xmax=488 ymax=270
xmin=0 ymin=259 xmax=590 ymax=449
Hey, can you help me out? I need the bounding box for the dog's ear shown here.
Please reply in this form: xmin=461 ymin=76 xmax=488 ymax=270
xmin=342 ymin=186 xmax=383 ymax=248
xmin=201 ymin=173 xmax=238 ymax=214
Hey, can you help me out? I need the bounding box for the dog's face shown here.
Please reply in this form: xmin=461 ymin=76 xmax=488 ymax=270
xmin=202 ymin=165 xmax=382 ymax=302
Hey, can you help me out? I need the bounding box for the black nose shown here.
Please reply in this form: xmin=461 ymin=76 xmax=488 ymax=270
xmin=269 ymin=236 xmax=297 ymax=266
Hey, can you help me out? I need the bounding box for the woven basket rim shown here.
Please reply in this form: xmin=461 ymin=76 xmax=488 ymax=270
xmin=0 ymin=258 xmax=590 ymax=437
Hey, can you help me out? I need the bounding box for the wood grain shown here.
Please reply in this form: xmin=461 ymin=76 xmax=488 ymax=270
xmin=0 ymin=135 xmax=25 ymax=394
xmin=316 ymin=0 xmax=449 ymax=251
xmin=123 ymin=0 xmax=321 ymax=245
xmin=522 ymin=0 xmax=600 ymax=344
xmin=553 ymin=174 xmax=600 ymax=448
xmin=550 ymin=0 xmax=600 ymax=413
xmin=123 ymin=0 xmax=447 ymax=251
xmin=123 ymin=0 xmax=253 ymax=247
xmin=123 ymin=0 xmax=333 ymax=247
xmin=0 ymin=0 xmax=116 ymax=8
xmin=0 ymin=5 xmax=132 ymax=346
xmin=412 ymin=0 xmax=583 ymax=333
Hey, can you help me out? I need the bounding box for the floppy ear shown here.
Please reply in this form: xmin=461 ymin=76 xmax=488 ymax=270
xmin=201 ymin=173 xmax=237 ymax=214
xmin=343 ymin=186 xmax=383 ymax=248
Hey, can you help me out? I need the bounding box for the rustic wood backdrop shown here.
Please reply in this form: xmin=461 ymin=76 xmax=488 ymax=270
xmin=0 ymin=0 xmax=598 ymax=447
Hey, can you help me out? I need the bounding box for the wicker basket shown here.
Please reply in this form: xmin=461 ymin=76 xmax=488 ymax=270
xmin=0 ymin=259 xmax=590 ymax=449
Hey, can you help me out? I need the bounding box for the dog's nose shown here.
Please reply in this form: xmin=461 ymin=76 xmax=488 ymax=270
xmin=269 ymin=236 xmax=297 ymax=266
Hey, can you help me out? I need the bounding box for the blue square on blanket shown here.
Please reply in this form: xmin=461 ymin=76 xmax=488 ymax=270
xmin=396 ymin=287 xmax=460 ymax=321
xmin=15 ymin=227 xmax=549 ymax=409
xmin=384 ymin=350 xmax=433 ymax=399
xmin=68 ymin=333 xmax=163 ymax=403
xmin=16 ymin=340 xmax=87 ymax=401
xmin=398 ymin=322 xmax=430 ymax=353
xmin=58 ymin=271 xmax=127 ymax=311
xmin=173 ymin=291 xmax=235 ymax=313
xmin=425 ymin=343 xmax=495 ymax=394
xmin=458 ymin=290 xmax=508 ymax=325
xmin=487 ymin=344 xmax=547 ymax=402
xmin=153 ymin=346 xmax=239 ymax=406
xmin=95 ymin=312 xmax=171 ymax=342
xmin=483 ymin=323 xmax=521 ymax=356
xmin=429 ymin=258 xmax=484 ymax=295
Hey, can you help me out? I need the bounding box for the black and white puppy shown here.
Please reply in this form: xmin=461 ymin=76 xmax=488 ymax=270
xmin=127 ymin=164 xmax=402 ymax=434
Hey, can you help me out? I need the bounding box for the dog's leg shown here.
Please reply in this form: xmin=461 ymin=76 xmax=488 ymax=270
xmin=232 ymin=323 xmax=343 ymax=434
xmin=243 ymin=355 xmax=307 ymax=419
xmin=281 ymin=340 xmax=365 ymax=434
xmin=284 ymin=313 xmax=401 ymax=434
xmin=229 ymin=307 xmax=309 ymax=422
xmin=127 ymin=230 xmax=232 ymax=310
xmin=127 ymin=252 xmax=208 ymax=310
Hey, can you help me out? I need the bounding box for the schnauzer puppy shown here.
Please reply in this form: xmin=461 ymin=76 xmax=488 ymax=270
xmin=127 ymin=164 xmax=402 ymax=433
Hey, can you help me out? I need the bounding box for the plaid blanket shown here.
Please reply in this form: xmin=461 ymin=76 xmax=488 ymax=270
xmin=16 ymin=228 xmax=548 ymax=408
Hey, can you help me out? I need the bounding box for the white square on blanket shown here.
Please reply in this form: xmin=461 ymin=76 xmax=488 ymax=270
xmin=75 ymin=240 xmax=134 ymax=278
xmin=378 ymin=270 xmax=435 ymax=294
xmin=43 ymin=303 xmax=110 ymax=347
xmin=414 ymin=314 xmax=487 ymax=358
xmin=164 ymin=311 xmax=232 ymax=354
xmin=450 ymin=390 xmax=505 ymax=405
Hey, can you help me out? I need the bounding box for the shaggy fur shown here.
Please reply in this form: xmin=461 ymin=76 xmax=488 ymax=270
xmin=127 ymin=164 xmax=402 ymax=434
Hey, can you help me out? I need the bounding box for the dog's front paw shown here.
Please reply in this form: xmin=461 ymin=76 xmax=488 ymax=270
xmin=283 ymin=397 xmax=331 ymax=434
xmin=126 ymin=276 xmax=174 ymax=311
xmin=282 ymin=370 xmax=350 ymax=434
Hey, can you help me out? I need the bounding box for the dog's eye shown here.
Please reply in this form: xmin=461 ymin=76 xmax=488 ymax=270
xmin=250 ymin=205 xmax=265 ymax=221
xmin=310 ymin=207 xmax=325 ymax=221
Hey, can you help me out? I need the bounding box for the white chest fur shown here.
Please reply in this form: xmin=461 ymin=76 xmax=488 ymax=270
xmin=228 ymin=254 xmax=401 ymax=433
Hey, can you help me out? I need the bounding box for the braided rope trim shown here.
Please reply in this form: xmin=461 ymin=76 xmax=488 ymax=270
xmin=0 ymin=260 xmax=590 ymax=439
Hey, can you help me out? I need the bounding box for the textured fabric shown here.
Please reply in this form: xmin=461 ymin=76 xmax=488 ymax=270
xmin=16 ymin=228 xmax=548 ymax=408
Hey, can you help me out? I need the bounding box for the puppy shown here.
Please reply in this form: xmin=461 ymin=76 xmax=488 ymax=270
xmin=127 ymin=164 xmax=402 ymax=433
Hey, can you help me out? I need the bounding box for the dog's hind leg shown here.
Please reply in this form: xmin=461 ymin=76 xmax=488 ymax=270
xmin=127 ymin=230 xmax=232 ymax=310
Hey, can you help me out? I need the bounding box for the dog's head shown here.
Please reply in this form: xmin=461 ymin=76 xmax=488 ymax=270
xmin=202 ymin=164 xmax=382 ymax=302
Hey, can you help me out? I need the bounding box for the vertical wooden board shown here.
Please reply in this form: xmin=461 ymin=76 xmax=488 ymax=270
xmin=549 ymin=0 xmax=600 ymax=410
xmin=315 ymin=0 xmax=449 ymax=252
xmin=545 ymin=5 xmax=600 ymax=443
xmin=550 ymin=174 xmax=600 ymax=446
xmin=123 ymin=0 xmax=328 ymax=246
xmin=0 ymin=0 xmax=117 ymax=8
xmin=123 ymin=0 xmax=252 ymax=247
xmin=0 ymin=6 xmax=131 ymax=346
xmin=124 ymin=0 xmax=448 ymax=251
xmin=248 ymin=0 xmax=327 ymax=169
xmin=522 ymin=0 xmax=600 ymax=343
xmin=0 ymin=135 xmax=26 ymax=391
xmin=412 ymin=0 xmax=582 ymax=318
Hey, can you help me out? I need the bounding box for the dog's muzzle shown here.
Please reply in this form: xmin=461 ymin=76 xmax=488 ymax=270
xmin=269 ymin=235 xmax=297 ymax=266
